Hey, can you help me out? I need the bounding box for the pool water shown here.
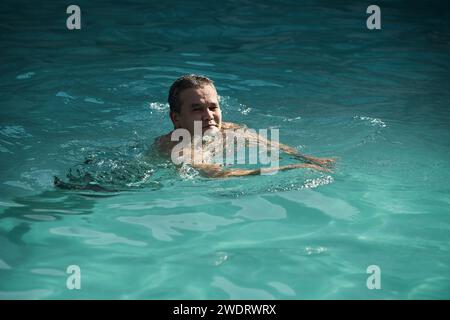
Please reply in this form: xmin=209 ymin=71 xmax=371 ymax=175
xmin=0 ymin=0 xmax=449 ymax=299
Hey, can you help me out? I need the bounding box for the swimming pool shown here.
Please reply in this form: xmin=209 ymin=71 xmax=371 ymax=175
xmin=0 ymin=0 xmax=449 ymax=299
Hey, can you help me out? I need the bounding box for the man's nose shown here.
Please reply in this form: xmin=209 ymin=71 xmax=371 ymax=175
xmin=202 ymin=108 xmax=214 ymax=120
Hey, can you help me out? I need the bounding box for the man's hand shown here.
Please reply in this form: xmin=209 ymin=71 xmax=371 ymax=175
xmin=296 ymin=155 xmax=336 ymax=168
xmin=280 ymin=146 xmax=335 ymax=168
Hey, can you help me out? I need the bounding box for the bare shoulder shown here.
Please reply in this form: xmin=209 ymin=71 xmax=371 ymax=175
xmin=221 ymin=122 xmax=246 ymax=130
xmin=154 ymin=133 xmax=174 ymax=155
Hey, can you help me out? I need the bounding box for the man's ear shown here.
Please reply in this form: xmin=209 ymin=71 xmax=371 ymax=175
xmin=170 ymin=111 xmax=180 ymax=128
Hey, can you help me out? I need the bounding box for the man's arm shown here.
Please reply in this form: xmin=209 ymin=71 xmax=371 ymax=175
xmin=223 ymin=121 xmax=336 ymax=168
xmin=251 ymin=129 xmax=336 ymax=168
xmin=192 ymin=163 xmax=330 ymax=178
xmin=277 ymin=144 xmax=336 ymax=168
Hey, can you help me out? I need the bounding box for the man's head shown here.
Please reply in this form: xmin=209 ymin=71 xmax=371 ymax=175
xmin=168 ymin=74 xmax=222 ymax=135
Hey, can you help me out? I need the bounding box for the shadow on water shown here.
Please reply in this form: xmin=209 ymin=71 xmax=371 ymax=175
xmin=0 ymin=188 xmax=97 ymax=249
xmin=0 ymin=142 xmax=175 ymax=246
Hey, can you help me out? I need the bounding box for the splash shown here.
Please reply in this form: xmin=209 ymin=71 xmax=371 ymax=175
xmin=354 ymin=116 xmax=387 ymax=128
xmin=54 ymin=139 xmax=169 ymax=192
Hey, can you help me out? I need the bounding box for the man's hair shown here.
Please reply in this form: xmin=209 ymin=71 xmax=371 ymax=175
xmin=168 ymin=74 xmax=215 ymax=113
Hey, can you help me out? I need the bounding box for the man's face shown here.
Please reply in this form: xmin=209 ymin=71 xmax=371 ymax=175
xmin=171 ymin=85 xmax=222 ymax=136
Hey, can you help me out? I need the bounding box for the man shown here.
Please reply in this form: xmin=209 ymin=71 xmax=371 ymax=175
xmin=155 ymin=74 xmax=335 ymax=178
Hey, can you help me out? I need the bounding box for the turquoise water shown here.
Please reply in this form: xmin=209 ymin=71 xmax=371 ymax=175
xmin=1 ymin=0 xmax=449 ymax=299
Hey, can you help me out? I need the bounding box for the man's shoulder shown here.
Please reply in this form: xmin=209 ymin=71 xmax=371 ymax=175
xmin=221 ymin=122 xmax=246 ymax=130
xmin=154 ymin=133 xmax=173 ymax=154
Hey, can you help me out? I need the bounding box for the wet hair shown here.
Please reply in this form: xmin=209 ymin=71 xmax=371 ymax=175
xmin=168 ymin=74 xmax=215 ymax=113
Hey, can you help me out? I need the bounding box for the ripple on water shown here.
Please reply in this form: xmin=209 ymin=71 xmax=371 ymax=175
xmin=278 ymin=189 xmax=359 ymax=221
xmin=211 ymin=276 xmax=276 ymax=300
xmin=16 ymin=72 xmax=35 ymax=80
xmin=117 ymin=213 xmax=243 ymax=241
xmin=49 ymin=227 xmax=147 ymax=247
xmin=0 ymin=289 xmax=53 ymax=299
xmin=353 ymin=115 xmax=387 ymax=128
xmin=0 ymin=125 xmax=32 ymax=139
